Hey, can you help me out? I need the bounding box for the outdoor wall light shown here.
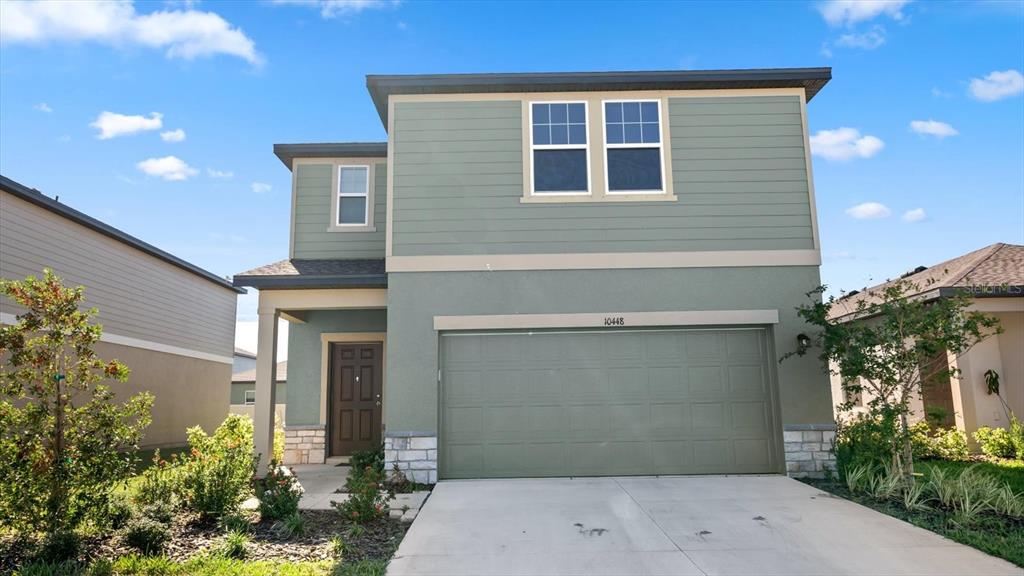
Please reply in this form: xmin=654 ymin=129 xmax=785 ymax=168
xmin=797 ymin=333 xmax=811 ymax=354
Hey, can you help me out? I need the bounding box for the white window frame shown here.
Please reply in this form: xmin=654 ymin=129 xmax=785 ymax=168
xmin=528 ymin=100 xmax=591 ymax=197
xmin=601 ymin=99 xmax=667 ymax=195
xmin=244 ymin=389 xmax=256 ymax=405
xmin=336 ymin=164 xmax=371 ymax=227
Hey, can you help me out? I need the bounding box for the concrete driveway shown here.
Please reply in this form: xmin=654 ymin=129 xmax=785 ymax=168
xmin=388 ymin=475 xmax=1022 ymax=576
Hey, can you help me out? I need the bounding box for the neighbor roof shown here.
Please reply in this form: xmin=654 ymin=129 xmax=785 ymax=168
xmin=273 ymin=142 xmax=387 ymax=170
xmin=234 ymin=347 xmax=257 ymax=359
xmin=0 ymin=174 xmax=245 ymax=294
xmin=232 ymin=361 xmax=288 ymax=383
xmin=366 ymin=67 xmax=832 ymax=125
xmin=829 ymin=243 xmax=1024 ymax=320
xmin=233 ymin=258 xmax=387 ymax=289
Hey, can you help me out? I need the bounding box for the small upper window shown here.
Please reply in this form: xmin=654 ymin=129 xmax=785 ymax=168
xmin=530 ymin=102 xmax=589 ymax=195
xmin=604 ymin=100 xmax=664 ymax=194
xmin=337 ymin=166 xmax=369 ymax=225
xmin=244 ymin=389 xmax=256 ymax=405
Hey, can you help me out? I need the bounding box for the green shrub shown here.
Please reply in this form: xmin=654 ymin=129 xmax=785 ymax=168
xmin=134 ymin=452 xmax=182 ymax=508
xmin=216 ymin=531 xmax=249 ymax=560
xmin=219 ymin=513 xmax=253 ymax=534
xmin=103 ymin=493 xmax=134 ymax=531
xmin=1010 ymin=415 xmax=1024 ymax=461
xmin=35 ymin=531 xmax=82 ymax=564
xmin=973 ymin=426 xmax=1016 ymax=459
xmin=272 ymin=512 xmax=306 ymax=540
xmin=138 ymin=501 xmax=173 ymax=525
xmin=178 ymin=415 xmax=256 ymax=520
xmin=350 ymin=447 xmax=384 ymax=476
xmin=123 ymin=516 xmax=171 ymax=555
xmin=334 ymin=465 xmax=390 ymax=524
xmin=834 ymin=413 xmax=896 ymax=476
xmin=256 ymin=462 xmax=303 ymax=522
xmin=910 ymin=422 xmax=968 ymax=461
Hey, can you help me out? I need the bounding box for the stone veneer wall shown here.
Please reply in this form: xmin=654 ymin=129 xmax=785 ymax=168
xmin=384 ymin=432 xmax=437 ymax=484
xmin=784 ymin=424 xmax=836 ymax=478
xmin=283 ymin=425 xmax=326 ymax=465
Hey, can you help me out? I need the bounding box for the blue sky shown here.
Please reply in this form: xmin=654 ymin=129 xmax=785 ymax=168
xmin=1 ymin=0 xmax=1022 ymax=355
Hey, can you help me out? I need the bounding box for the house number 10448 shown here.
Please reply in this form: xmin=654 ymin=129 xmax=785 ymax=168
xmin=603 ymin=316 xmax=625 ymax=326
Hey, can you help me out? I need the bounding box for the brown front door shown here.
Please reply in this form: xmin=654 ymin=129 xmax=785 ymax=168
xmin=329 ymin=342 xmax=383 ymax=457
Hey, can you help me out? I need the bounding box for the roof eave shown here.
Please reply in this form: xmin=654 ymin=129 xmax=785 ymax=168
xmin=273 ymin=143 xmax=388 ymax=171
xmin=232 ymin=274 xmax=388 ymax=290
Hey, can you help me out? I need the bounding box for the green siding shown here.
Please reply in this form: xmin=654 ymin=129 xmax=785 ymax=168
xmin=285 ymin=309 xmax=387 ymax=426
xmin=390 ymin=96 xmax=814 ymax=257
xmin=385 ymin=267 xmax=833 ymax=434
xmin=231 ymin=382 xmax=285 ymax=404
xmin=292 ymin=163 xmax=386 ymax=259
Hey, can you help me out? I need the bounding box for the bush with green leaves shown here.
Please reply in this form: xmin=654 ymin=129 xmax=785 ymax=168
xmin=177 ymin=414 xmax=256 ymax=520
xmin=1010 ymin=415 xmax=1024 ymax=461
xmin=973 ymin=426 xmax=1016 ymax=459
xmin=911 ymin=422 xmax=968 ymax=461
xmin=133 ymin=453 xmax=183 ymax=508
xmin=216 ymin=531 xmax=249 ymax=560
xmin=833 ymin=413 xmax=896 ymax=477
xmin=334 ymin=464 xmax=391 ymax=524
xmin=350 ymin=447 xmax=384 ymax=476
xmin=272 ymin=513 xmax=306 ymax=540
xmin=0 ymin=270 xmax=153 ymax=537
xmin=123 ymin=516 xmax=171 ymax=555
xmin=255 ymin=462 xmax=303 ymax=522
xmin=35 ymin=531 xmax=82 ymax=564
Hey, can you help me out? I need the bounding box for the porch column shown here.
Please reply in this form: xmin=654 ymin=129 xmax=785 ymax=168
xmin=253 ymin=305 xmax=279 ymax=475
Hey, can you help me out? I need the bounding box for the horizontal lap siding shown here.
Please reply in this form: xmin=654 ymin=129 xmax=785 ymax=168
xmin=391 ymin=96 xmax=814 ymax=256
xmin=292 ymin=163 xmax=386 ymax=259
xmin=0 ymin=193 xmax=236 ymax=358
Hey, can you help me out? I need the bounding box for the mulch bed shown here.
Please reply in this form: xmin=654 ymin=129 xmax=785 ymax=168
xmin=1 ymin=509 xmax=407 ymax=571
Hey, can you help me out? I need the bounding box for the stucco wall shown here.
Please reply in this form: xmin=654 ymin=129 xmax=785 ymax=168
xmin=285 ymin=309 xmax=388 ymax=426
xmin=385 ymin=266 xmax=833 ymax=434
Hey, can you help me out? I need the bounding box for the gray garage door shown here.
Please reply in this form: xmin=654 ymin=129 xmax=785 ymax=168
xmin=439 ymin=328 xmax=781 ymax=479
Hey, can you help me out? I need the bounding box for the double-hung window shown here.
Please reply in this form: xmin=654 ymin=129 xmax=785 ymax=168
xmin=337 ymin=165 xmax=370 ymax=226
xmin=603 ymin=100 xmax=665 ymax=194
xmin=530 ymin=102 xmax=589 ymax=195
xmin=244 ymin=390 xmax=256 ymax=405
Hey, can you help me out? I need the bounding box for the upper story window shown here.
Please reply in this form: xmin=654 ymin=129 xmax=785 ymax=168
xmin=603 ymin=100 xmax=664 ymax=194
xmin=530 ymin=102 xmax=589 ymax=195
xmin=337 ymin=165 xmax=370 ymax=226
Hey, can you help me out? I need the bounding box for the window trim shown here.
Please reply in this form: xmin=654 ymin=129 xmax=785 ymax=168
xmin=244 ymin=389 xmax=256 ymax=405
xmin=334 ymin=164 xmax=372 ymax=227
xmin=528 ymin=100 xmax=592 ymax=197
xmin=601 ymin=98 xmax=667 ymax=195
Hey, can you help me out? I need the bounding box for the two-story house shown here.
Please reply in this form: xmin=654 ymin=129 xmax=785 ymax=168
xmin=234 ymin=68 xmax=836 ymax=482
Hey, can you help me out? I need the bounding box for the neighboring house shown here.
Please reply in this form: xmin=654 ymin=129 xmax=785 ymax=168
xmin=0 ymin=175 xmax=243 ymax=448
xmin=828 ymin=243 xmax=1024 ymax=442
xmin=231 ymin=360 xmax=287 ymax=424
xmin=233 ymin=347 xmax=258 ymax=375
xmin=234 ymin=67 xmax=836 ymax=481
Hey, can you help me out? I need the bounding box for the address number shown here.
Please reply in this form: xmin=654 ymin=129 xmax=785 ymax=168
xmin=603 ymin=316 xmax=625 ymax=326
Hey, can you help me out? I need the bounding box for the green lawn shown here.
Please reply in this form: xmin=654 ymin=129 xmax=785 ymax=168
xmin=17 ymin=556 xmax=388 ymax=576
xmin=918 ymin=458 xmax=1024 ymax=493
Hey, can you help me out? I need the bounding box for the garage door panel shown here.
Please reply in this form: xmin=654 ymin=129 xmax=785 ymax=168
xmin=440 ymin=328 xmax=780 ymax=479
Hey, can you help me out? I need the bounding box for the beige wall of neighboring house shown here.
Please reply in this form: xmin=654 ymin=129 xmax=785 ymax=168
xmin=1 ymin=179 xmax=240 ymax=448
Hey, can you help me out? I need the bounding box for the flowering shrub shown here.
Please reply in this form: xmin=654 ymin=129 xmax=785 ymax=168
xmin=255 ymin=461 xmax=303 ymax=522
xmin=334 ymin=465 xmax=391 ymax=524
xmin=134 ymin=450 xmax=182 ymax=508
xmin=178 ymin=415 xmax=256 ymax=520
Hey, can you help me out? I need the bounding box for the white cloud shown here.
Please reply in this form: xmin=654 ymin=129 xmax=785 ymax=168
xmin=835 ymin=27 xmax=886 ymax=49
xmin=909 ymin=119 xmax=958 ymax=138
xmin=33 ymin=102 xmax=52 ymax=112
xmin=846 ymin=202 xmax=891 ymax=220
xmin=902 ymin=208 xmax=927 ymax=222
xmin=818 ymin=0 xmax=909 ymax=27
xmin=931 ymin=87 xmax=952 ymax=99
xmin=0 ymin=1 xmax=261 ymax=65
xmin=207 ymin=168 xmax=234 ymax=179
xmin=160 ymin=128 xmax=186 ymax=142
xmin=90 ymin=111 xmax=162 ymax=139
xmin=968 ymin=69 xmax=1024 ymax=102
xmin=810 ymin=127 xmax=885 ymax=161
xmin=272 ymin=0 xmax=398 ymax=19
xmin=251 ymin=182 xmax=272 ymax=194
xmin=136 ymin=155 xmax=197 ymax=181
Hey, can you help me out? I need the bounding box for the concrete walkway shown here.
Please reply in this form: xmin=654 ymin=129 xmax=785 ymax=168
xmin=387 ymin=475 xmax=1022 ymax=576
xmin=293 ymin=463 xmax=350 ymax=510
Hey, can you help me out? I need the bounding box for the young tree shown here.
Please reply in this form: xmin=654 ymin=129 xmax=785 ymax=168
xmin=0 ymin=270 xmax=153 ymax=537
xmin=785 ymin=279 xmax=1001 ymax=480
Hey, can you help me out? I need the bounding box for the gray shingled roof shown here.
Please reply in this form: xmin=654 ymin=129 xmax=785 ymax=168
xmin=232 ymin=361 xmax=287 ymax=383
xmin=366 ymin=67 xmax=832 ymax=126
xmin=233 ymin=259 xmax=386 ymax=289
xmin=829 ymin=243 xmax=1024 ymax=320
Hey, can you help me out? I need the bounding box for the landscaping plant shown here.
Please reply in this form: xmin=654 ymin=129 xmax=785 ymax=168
xmin=0 ymin=270 xmax=153 ymax=542
xmin=255 ymin=461 xmax=303 ymax=522
xmin=122 ymin=516 xmax=171 ymax=556
xmin=335 ymin=464 xmax=391 ymax=524
xmin=786 ymin=279 xmax=1001 ymax=480
xmin=177 ymin=414 xmax=256 ymax=521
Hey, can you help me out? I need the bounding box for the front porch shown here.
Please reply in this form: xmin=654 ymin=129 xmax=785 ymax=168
xmin=234 ymin=259 xmax=390 ymax=474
